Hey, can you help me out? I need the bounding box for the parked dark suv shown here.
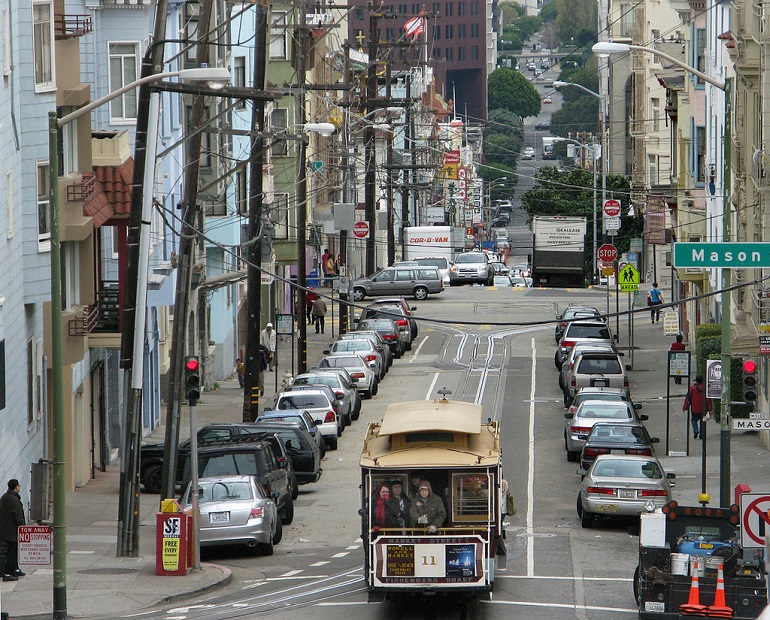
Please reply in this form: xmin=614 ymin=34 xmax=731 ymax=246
xmin=184 ymin=436 xmax=294 ymax=524
xmin=141 ymin=424 xmax=295 ymax=514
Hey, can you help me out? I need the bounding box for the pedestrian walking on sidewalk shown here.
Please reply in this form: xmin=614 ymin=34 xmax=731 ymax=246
xmin=683 ymin=375 xmax=711 ymax=439
xmin=312 ymin=296 xmax=328 ymax=334
xmin=306 ymin=288 xmax=318 ymax=325
xmin=669 ymin=334 xmax=686 ymax=384
xmin=648 ymin=283 xmax=664 ymax=323
xmin=260 ymin=323 xmax=276 ymax=371
xmin=235 ymin=357 xmax=245 ymax=388
xmin=0 ymin=479 xmax=26 ymax=581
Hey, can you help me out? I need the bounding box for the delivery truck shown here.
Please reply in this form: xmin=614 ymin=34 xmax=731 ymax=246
xmin=542 ymin=136 xmax=560 ymax=160
xmin=531 ymin=216 xmax=586 ymax=287
xmin=403 ymin=226 xmax=467 ymax=263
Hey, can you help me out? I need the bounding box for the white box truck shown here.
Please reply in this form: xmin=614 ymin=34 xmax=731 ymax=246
xmin=531 ymin=216 xmax=587 ymax=287
xmin=403 ymin=226 xmax=468 ymax=284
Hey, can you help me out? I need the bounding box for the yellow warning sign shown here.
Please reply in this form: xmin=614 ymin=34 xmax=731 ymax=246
xmin=618 ymin=263 xmax=640 ymax=292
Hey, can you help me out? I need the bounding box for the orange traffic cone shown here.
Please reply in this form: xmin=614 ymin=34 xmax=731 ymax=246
xmin=679 ymin=561 xmax=707 ymax=616
xmin=707 ymin=563 xmax=733 ymax=617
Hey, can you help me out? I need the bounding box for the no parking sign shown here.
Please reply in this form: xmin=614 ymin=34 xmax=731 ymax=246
xmin=740 ymin=493 xmax=770 ymax=548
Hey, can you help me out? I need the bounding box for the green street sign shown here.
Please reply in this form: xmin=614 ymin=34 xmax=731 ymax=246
xmin=673 ymin=242 xmax=770 ymax=268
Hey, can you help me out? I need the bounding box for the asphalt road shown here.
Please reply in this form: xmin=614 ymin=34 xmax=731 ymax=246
xmin=120 ymin=283 xmax=651 ymax=620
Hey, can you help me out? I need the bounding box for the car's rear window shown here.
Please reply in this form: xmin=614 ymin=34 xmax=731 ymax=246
xmin=333 ymin=340 xmax=369 ymax=352
xmin=277 ymin=394 xmax=328 ymax=409
xmin=574 ymin=393 xmax=627 ymax=408
xmin=320 ymin=356 xmax=363 ymax=368
xmin=364 ymin=309 xmax=403 ymax=320
xmin=567 ymin=324 xmax=611 ymax=339
xmin=417 ymin=268 xmax=439 ymax=279
xmin=587 ymin=425 xmax=649 ymax=443
xmin=199 ymin=452 xmax=259 ymax=478
xmin=577 ymin=357 xmax=622 ymax=374
xmin=592 ymin=459 xmax=662 ymax=479
xmin=415 ymin=258 xmax=447 ymax=269
xmin=295 ymin=376 xmax=338 ymax=389
xmin=198 ymin=480 xmax=254 ymax=503
xmin=360 ymin=319 xmax=393 ymax=330
xmin=579 ymin=405 xmax=632 ymax=419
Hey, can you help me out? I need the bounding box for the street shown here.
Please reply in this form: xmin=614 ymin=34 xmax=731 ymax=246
xmin=118 ymin=282 xmax=673 ymax=620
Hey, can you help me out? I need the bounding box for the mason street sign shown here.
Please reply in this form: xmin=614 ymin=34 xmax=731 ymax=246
xmin=673 ymin=242 xmax=770 ymax=268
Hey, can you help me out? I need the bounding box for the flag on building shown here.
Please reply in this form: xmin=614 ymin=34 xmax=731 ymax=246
xmin=403 ymin=15 xmax=425 ymax=38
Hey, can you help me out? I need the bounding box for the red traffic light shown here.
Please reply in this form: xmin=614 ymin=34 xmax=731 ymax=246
xmin=743 ymin=359 xmax=757 ymax=374
xmin=185 ymin=358 xmax=199 ymax=371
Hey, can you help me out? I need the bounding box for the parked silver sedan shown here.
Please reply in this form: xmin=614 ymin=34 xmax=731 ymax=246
xmin=564 ymin=399 xmax=647 ymax=462
xmin=576 ymin=455 xmax=675 ymax=528
xmin=182 ymin=475 xmax=282 ymax=555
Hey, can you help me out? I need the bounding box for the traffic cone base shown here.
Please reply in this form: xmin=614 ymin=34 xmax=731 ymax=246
xmin=706 ymin=563 xmax=733 ymax=617
xmin=680 ymin=561 xmax=708 ymax=616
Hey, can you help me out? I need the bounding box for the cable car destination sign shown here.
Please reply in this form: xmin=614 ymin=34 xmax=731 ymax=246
xmin=673 ymin=242 xmax=770 ymax=268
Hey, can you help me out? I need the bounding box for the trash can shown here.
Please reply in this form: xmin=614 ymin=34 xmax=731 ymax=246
xmin=155 ymin=499 xmax=189 ymax=576
xmin=307 ymin=269 xmax=320 ymax=288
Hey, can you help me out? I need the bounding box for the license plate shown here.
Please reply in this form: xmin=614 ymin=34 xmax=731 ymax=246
xmin=591 ymin=379 xmax=608 ymax=387
xmin=618 ymin=489 xmax=636 ymax=499
xmin=644 ymin=601 xmax=665 ymax=613
xmin=610 ymin=449 xmax=624 ymax=455
xmin=210 ymin=511 xmax=230 ymax=523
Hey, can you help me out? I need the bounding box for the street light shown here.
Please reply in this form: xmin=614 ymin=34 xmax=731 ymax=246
xmin=553 ymin=80 xmax=607 ymax=284
xmin=592 ymin=41 xmax=733 ymax=506
xmin=48 ymin=65 xmax=229 ymax=617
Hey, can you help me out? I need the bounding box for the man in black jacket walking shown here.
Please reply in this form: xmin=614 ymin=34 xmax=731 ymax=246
xmin=0 ymin=479 xmax=26 ymax=581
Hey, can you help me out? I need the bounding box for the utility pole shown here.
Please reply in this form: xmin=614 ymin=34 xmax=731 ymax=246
xmin=364 ymin=11 xmax=379 ymax=274
xmin=338 ymin=49 xmax=352 ymax=334
xmin=160 ymin=0 xmax=215 ymax=500
xmin=400 ymin=74 xmax=411 ymax=257
xmin=243 ymin=0 xmax=268 ymax=422
xmin=296 ymin=3 xmax=309 ymax=374
xmin=385 ymin=63 xmax=395 ymax=266
xmin=117 ymin=0 xmax=169 ymax=556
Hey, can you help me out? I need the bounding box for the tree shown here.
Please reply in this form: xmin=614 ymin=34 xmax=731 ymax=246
xmin=550 ymin=96 xmax=599 ymax=136
xmin=485 ymin=108 xmax=523 ymax=138
xmin=488 ymin=68 xmax=541 ymax=118
xmin=555 ymin=0 xmax=596 ymax=46
xmin=485 ymin=133 xmax=521 ymax=169
xmin=479 ymin=163 xmax=517 ymax=202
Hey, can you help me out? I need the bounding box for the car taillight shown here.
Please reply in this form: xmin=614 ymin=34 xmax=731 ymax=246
xmin=570 ymin=426 xmax=592 ymax=434
xmin=335 ymin=391 xmax=345 ymax=399
xmin=639 ymin=489 xmax=668 ymax=497
xmin=570 ymin=378 xmax=576 ymax=387
xmin=364 ymin=354 xmax=376 ymax=362
xmin=624 ymin=377 xmax=629 ymax=387
xmin=351 ymin=372 xmax=365 ymax=379
xmin=396 ymin=319 xmax=407 ymax=327
xmin=263 ymin=483 xmax=271 ymax=495
xmin=568 ymin=406 xmax=577 ymax=414
xmin=586 ymin=487 xmax=616 ymax=496
xmin=628 ymin=448 xmax=653 ymax=456
xmin=324 ymin=411 xmax=336 ymax=423
xmin=561 ymin=340 xmax=575 ymax=349
xmin=250 ymin=507 xmax=265 ymax=519
xmin=560 ymin=322 xmax=567 ymax=328
xmin=582 ymin=447 xmax=599 ymax=457
xmin=383 ymin=334 xmax=397 ymax=341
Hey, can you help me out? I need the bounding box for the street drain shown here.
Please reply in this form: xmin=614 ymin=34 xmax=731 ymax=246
xmin=79 ymin=568 xmax=140 ymax=575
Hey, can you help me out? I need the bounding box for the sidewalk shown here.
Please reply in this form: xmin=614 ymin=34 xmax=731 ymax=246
xmin=0 ymin=287 xmax=342 ymax=620
xmin=2 ymin=292 xmax=769 ymax=618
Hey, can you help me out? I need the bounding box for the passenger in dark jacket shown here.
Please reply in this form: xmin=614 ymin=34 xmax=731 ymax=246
xmin=409 ymin=480 xmax=446 ymax=533
xmin=0 ymin=479 xmax=25 ymax=581
xmin=386 ymin=480 xmax=410 ymax=530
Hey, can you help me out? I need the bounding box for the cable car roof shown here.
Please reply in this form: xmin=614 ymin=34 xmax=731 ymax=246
xmin=378 ymin=400 xmax=483 ymax=435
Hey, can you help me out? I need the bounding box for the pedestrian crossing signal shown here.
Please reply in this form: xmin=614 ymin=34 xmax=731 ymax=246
xmin=742 ymin=358 xmax=758 ymax=404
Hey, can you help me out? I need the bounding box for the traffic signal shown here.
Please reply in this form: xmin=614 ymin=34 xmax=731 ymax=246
xmin=184 ymin=356 xmax=201 ymax=405
xmin=742 ymin=358 xmax=758 ymax=404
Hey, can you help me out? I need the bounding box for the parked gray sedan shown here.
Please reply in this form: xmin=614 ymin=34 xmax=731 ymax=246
xmin=181 ymin=475 xmax=281 ymax=555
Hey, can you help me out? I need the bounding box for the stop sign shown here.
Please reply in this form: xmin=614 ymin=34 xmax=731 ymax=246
xmin=598 ymin=244 xmax=617 ymax=263
xmin=603 ymin=199 xmax=621 ymax=217
xmin=353 ymin=221 xmax=370 ymax=239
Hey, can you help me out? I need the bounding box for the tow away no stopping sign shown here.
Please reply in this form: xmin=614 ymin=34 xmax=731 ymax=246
xmin=740 ymin=493 xmax=770 ymax=548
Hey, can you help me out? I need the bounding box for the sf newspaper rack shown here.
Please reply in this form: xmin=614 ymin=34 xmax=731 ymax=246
xmin=359 ymin=396 xmax=507 ymax=604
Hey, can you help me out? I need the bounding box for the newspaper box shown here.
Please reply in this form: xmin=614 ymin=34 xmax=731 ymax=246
xmin=155 ymin=499 xmax=189 ymax=576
